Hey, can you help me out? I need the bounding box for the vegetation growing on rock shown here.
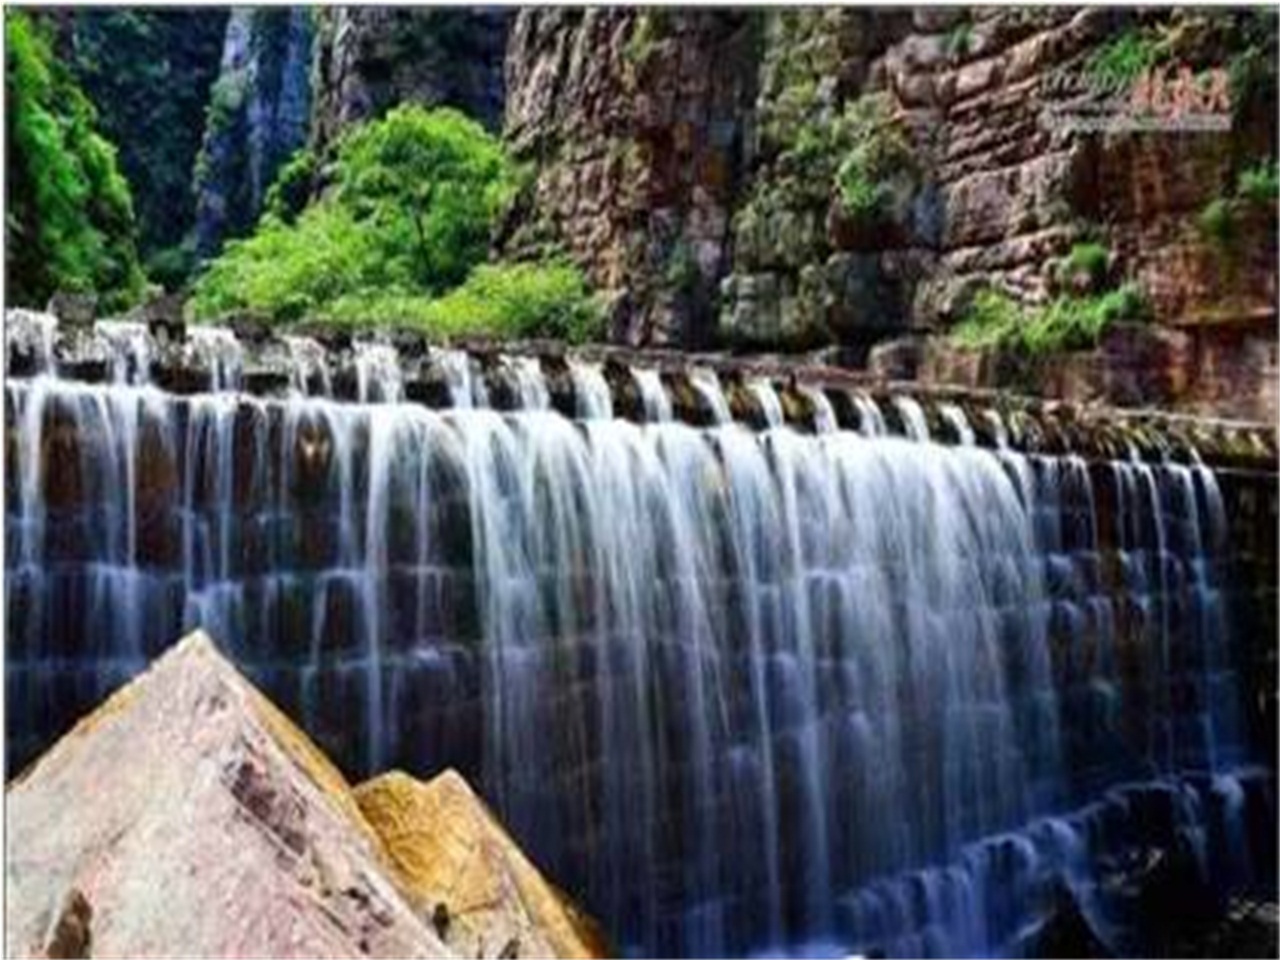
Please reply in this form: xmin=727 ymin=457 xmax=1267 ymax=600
xmin=63 ymin=9 xmax=227 ymax=286
xmin=1198 ymin=158 xmax=1279 ymax=251
xmin=5 ymin=12 xmax=145 ymax=312
xmin=833 ymin=95 xmax=918 ymax=227
xmin=952 ymin=283 xmax=1150 ymax=355
xmin=192 ymin=105 xmax=601 ymax=340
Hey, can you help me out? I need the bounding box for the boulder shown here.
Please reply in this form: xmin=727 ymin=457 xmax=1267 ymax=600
xmin=5 ymin=631 xmax=450 ymax=959
xmin=355 ymin=770 xmax=610 ymax=960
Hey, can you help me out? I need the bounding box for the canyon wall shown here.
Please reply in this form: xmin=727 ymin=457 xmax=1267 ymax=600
xmin=309 ymin=7 xmax=508 ymax=157
xmin=193 ymin=7 xmax=314 ymax=258
xmin=500 ymin=8 xmax=1278 ymax=421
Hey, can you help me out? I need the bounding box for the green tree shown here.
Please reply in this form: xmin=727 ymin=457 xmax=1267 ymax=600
xmin=192 ymin=104 xmax=600 ymax=341
xmin=6 ymin=11 xmax=144 ymax=310
xmin=333 ymin=104 xmax=512 ymax=293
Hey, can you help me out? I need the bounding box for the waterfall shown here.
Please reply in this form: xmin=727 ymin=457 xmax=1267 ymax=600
xmin=939 ymin=403 xmax=975 ymax=445
xmin=799 ymin=385 xmax=837 ymax=434
xmin=96 ymin=320 xmax=152 ymax=385
xmin=283 ymin=334 xmax=331 ymax=396
xmin=354 ymin=341 xmax=404 ymax=403
xmin=749 ymin=379 xmax=784 ymax=428
xmin=504 ymin=355 xmax=550 ymax=410
xmin=570 ymin=361 xmax=614 ymax=420
xmin=189 ymin=326 xmax=244 ymax=392
xmin=853 ymin=392 xmax=887 ymax=437
xmin=435 ymin=348 xmax=487 ymax=409
xmin=5 ymin=315 xmax=1272 ymax=958
xmin=691 ymin=368 xmax=732 ymax=424
xmin=634 ymin=367 xmax=673 ymax=423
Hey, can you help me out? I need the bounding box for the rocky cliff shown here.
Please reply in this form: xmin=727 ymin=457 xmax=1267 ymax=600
xmin=193 ymin=7 xmax=314 ymax=258
xmin=310 ymin=7 xmax=509 ymax=157
xmin=501 ymin=8 xmax=1278 ymax=420
xmin=502 ymin=10 xmax=758 ymax=346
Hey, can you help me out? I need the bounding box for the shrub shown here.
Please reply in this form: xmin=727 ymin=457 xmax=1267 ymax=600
xmin=834 ymin=95 xmax=917 ymax=224
xmin=953 ymin=284 xmax=1149 ymax=355
xmin=1197 ymin=197 xmax=1235 ymax=246
xmin=334 ymin=105 xmax=511 ymax=294
xmin=192 ymin=105 xmax=523 ymax=324
xmin=1196 ymin=159 xmax=1277 ymax=252
xmin=191 ymin=204 xmax=396 ymax=321
xmin=264 ymin=147 xmax=318 ymax=224
xmin=318 ymin=261 xmax=604 ymax=343
xmin=6 ymin=12 xmax=145 ymax=310
xmin=1064 ymin=241 xmax=1110 ymax=284
xmin=943 ymin=21 xmax=973 ymax=61
xmin=1236 ymin=160 xmax=1279 ymax=207
xmin=145 ymin=238 xmax=198 ymax=293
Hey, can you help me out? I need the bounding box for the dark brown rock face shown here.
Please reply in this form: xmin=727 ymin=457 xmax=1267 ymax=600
xmin=310 ymin=7 xmax=509 ymax=155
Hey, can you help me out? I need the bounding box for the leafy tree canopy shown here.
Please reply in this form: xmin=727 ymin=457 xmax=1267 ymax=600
xmin=192 ymin=105 xmax=602 ymax=342
xmin=6 ymin=11 xmax=145 ymax=311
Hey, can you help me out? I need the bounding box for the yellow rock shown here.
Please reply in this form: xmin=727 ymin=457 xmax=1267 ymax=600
xmin=356 ymin=769 xmax=611 ymax=959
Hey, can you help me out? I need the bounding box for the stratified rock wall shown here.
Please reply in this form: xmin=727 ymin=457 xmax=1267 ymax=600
xmin=502 ymin=9 xmax=758 ymax=346
xmin=501 ymin=8 xmax=1278 ymax=420
xmin=193 ymin=7 xmax=314 ymax=258
xmin=310 ymin=7 xmax=509 ymax=156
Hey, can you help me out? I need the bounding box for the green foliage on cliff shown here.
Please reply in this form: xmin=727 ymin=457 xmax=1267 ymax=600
xmin=1060 ymin=241 xmax=1111 ymax=289
xmin=335 ymin=105 xmax=510 ymax=293
xmin=5 ymin=12 xmax=145 ymax=311
xmin=264 ymin=148 xmax=319 ymax=224
xmin=953 ymin=284 xmax=1150 ymax=355
xmin=943 ymin=20 xmax=973 ymax=62
xmin=1197 ymin=157 xmax=1278 ymax=254
xmin=1197 ymin=197 xmax=1235 ymax=246
xmin=192 ymin=105 xmax=601 ymax=341
xmin=834 ymin=96 xmax=917 ymax=224
xmin=64 ymin=9 xmax=227 ymax=272
xmin=1236 ymin=159 xmax=1279 ymax=206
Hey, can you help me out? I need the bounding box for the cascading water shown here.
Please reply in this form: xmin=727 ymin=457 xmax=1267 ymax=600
xmin=634 ymin=367 xmax=673 ymax=423
xmin=5 ymin=314 xmax=1274 ymax=958
xmin=570 ymin=361 xmax=614 ymax=420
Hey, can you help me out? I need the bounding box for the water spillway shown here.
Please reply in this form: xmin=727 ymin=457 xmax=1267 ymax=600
xmin=6 ymin=311 xmax=1278 ymax=957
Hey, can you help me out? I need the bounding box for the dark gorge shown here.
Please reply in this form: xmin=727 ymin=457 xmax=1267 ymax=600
xmin=6 ymin=310 xmax=1277 ymax=958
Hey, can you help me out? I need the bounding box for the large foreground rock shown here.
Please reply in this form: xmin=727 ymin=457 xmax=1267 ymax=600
xmin=355 ymin=770 xmax=610 ymax=959
xmin=5 ymin=631 xmax=449 ymax=959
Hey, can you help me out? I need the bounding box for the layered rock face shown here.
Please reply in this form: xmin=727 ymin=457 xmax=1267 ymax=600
xmin=6 ymin=631 xmax=606 ymax=959
xmin=310 ymin=7 xmax=509 ymax=155
xmin=501 ymin=8 xmax=1278 ymax=420
xmin=502 ymin=10 xmax=758 ymax=346
xmin=193 ymin=8 xmax=314 ymax=257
